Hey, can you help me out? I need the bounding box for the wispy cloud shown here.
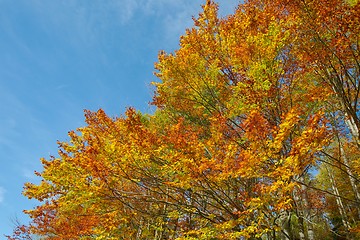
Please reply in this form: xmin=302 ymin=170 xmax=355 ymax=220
xmin=136 ymin=0 xmax=239 ymax=48
xmin=0 ymin=187 xmax=5 ymax=203
xmin=28 ymin=1 xmax=197 ymax=40
xmin=10 ymin=0 xmax=237 ymax=54
xmin=0 ymin=86 xmax=29 ymax=149
xmin=22 ymin=168 xmax=40 ymax=182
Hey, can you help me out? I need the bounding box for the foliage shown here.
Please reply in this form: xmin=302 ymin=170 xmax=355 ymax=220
xmin=7 ymin=0 xmax=360 ymax=239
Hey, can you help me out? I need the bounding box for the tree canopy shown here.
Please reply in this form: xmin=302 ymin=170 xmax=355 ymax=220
xmin=7 ymin=0 xmax=360 ymax=239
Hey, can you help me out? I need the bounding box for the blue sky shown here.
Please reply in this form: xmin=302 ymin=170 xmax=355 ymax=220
xmin=0 ymin=0 xmax=239 ymax=237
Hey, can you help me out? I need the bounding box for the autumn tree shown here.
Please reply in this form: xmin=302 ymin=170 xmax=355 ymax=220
xmin=7 ymin=0 xmax=360 ymax=239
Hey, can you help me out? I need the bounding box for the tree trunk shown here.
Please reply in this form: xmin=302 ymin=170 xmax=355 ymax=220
xmin=293 ymin=175 xmax=315 ymax=240
xmin=326 ymin=165 xmax=351 ymax=231
xmin=344 ymin=112 xmax=360 ymax=147
xmin=279 ymin=210 xmax=292 ymax=240
xmin=339 ymin=142 xmax=360 ymax=218
xmin=300 ymin=181 xmax=315 ymax=240
xmin=136 ymin=219 xmax=143 ymax=239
